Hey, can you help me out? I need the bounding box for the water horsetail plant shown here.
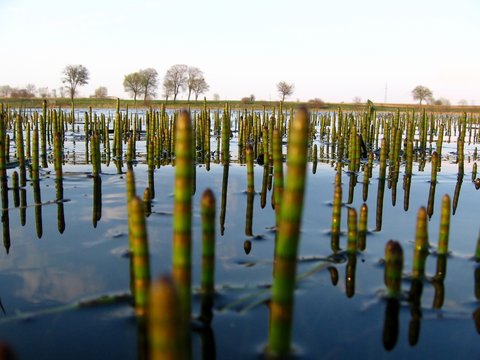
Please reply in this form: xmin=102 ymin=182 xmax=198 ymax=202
xmin=149 ymin=276 xmax=186 ymax=360
xmin=437 ymin=194 xmax=451 ymax=255
xmin=5 ymin=134 xmax=10 ymax=164
xmin=0 ymin=113 xmax=6 ymax=180
xmin=430 ymin=152 xmax=438 ymax=183
xmin=347 ymin=208 xmax=358 ymax=253
xmin=128 ymin=196 xmax=151 ymax=318
xmin=452 ymin=174 xmax=463 ymax=215
xmin=261 ymin=166 xmax=268 ymax=209
xmin=384 ymin=240 xmax=404 ymax=298
xmin=143 ymin=187 xmax=152 ymax=217
xmin=383 ymin=297 xmax=400 ymax=352
xmin=220 ymin=163 xmax=229 ymax=236
xmin=475 ymin=228 xmax=480 ymax=262
xmin=273 ymin=129 xmax=284 ymax=228
xmin=1 ymin=178 xmax=10 ymax=253
xmin=172 ymin=110 xmax=193 ymax=325
xmin=268 ymin=107 xmax=309 ymax=357
xmin=33 ymin=179 xmax=43 ymax=239
xmin=126 ymin=168 xmax=137 ymax=209
xmin=201 ymin=189 xmax=216 ymax=297
xmin=375 ymin=176 xmax=386 ymax=231
xmin=358 ymin=203 xmax=368 ymax=251
xmin=15 ymin=115 xmax=26 ymax=187
xmin=92 ymin=176 xmax=102 ymax=228
xmin=458 ymin=138 xmax=465 ymax=175
xmin=331 ymin=184 xmax=342 ymax=252
xmin=40 ymin=101 xmax=47 ymax=168
xmin=246 ymin=144 xmax=254 ymax=193
xmin=32 ymin=118 xmax=40 ymax=181
xmin=432 ymin=254 xmax=447 ymax=309
xmin=53 ymin=130 xmax=63 ymax=180
xmin=412 ymin=207 xmax=429 ymax=279
xmin=362 ymin=163 xmax=371 ymax=202
xmin=379 ymin=138 xmax=388 ymax=180
xmin=11 ymin=171 xmax=19 ymax=208
xmin=222 ymin=106 xmax=230 ymax=164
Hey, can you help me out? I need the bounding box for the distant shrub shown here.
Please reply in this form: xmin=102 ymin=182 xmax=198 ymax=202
xmin=241 ymin=95 xmax=255 ymax=104
xmin=308 ymin=98 xmax=325 ymax=107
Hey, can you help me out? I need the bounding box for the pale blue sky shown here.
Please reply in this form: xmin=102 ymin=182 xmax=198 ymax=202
xmin=1 ymin=0 xmax=479 ymax=104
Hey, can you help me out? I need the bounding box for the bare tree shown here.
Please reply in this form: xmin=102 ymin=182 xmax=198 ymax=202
xmin=213 ymin=93 xmax=220 ymax=101
xmin=277 ymin=81 xmax=294 ymax=102
xmin=192 ymin=77 xmax=209 ymax=101
xmin=26 ymin=84 xmax=37 ymax=97
xmin=139 ymin=68 xmax=158 ymax=101
xmin=458 ymin=99 xmax=468 ymax=106
xmin=62 ymin=64 xmax=89 ymax=118
xmin=62 ymin=65 xmax=89 ymax=100
xmin=94 ymin=86 xmax=108 ymax=98
xmin=0 ymin=85 xmax=12 ymax=98
xmin=123 ymin=72 xmax=143 ymax=106
xmin=187 ymin=67 xmax=204 ymax=102
xmin=353 ymin=96 xmax=362 ymax=104
xmin=433 ymin=97 xmax=450 ymax=106
xmin=162 ymin=79 xmax=174 ymax=102
xmin=38 ymin=87 xmax=50 ymax=98
xmin=58 ymin=87 xmax=66 ymax=98
xmin=164 ymin=64 xmax=188 ymax=102
xmin=411 ymin=85 xmax=433 ymax=105
xmin=10 ymin=88 xmax=35 ymax=98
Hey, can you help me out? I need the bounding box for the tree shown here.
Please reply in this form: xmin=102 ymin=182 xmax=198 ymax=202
xmin=139 ymin=68 xmax=158 ymax=101
xmin=241 ymin=95 xmax=255 ymax=104
xmin=277 ymin=81 xmax=294 ymax=101
xmin=62 ymin=64 xmax=89 ymax=100
xmin=458 ymin=99 xmax=468 ymax=106
xmin=213 ymin=93 xmax=220 ymax=101
xmin=62 ymin=64 xmax=89 ymax=119
xmin=308 ymin=98 xmax=325 ymax=107
xmin=187 ymin=67 xmax=206 ymax=102
xmin=411 ymin=85 xmax=432 ymax=105
xmin=433 ymin=97 xmax=450 ymax=106
xmin=0 ymin=85 xmax=12 ymax=98
xmin=164 ymin=64 xmax=188 ymax=102
xmin=93 ymin=86 xmax=108 ymax=98
xmin=26 ymin=84 xmax=37 ymax=97
xmin=353 ymin=96 xmax=362 ymax=104
xmin=123 ymin=72 xmax=143 ymax=106
xmin=192 ymin=77 xmax=209 ymax=101
xmin=162 ymin=79 xmax=174 ymax=102
xmin=38 ymin=87 xmax=50 ymax=98
xmin=10 ymin=88 xmax=35 ymax=98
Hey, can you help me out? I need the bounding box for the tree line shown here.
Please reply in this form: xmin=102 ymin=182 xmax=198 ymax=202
xmin=123 ymin=65 xmax=209 ymax=105
xmin=1 ymin=66 xmax=471 ymax=107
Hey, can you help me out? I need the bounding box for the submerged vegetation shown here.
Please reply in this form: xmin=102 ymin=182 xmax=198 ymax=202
xmin=0 ymin=99 xmax=479 ymax=358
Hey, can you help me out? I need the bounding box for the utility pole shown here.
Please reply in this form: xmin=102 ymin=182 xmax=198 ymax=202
xmin=384 ymin=82 xmax=388 ymax=104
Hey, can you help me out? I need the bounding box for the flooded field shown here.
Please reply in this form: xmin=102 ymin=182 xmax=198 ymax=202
xmin=0 ymin=104 xmax=479 ymax=359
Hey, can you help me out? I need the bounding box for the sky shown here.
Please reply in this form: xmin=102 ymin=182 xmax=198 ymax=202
xmin=0 ymin=0 xmax=479 ymax=104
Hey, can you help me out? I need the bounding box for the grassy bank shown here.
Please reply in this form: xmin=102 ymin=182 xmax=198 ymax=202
xmin=1 ymin=97 xmax=479 ymax=113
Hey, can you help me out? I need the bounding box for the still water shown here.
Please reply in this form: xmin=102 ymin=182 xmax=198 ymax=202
xmin=0 ymin=112 xmax=479 ymax=359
